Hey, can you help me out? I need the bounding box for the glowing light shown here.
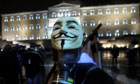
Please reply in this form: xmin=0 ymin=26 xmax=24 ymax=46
xmin=134 ymin=44 xmax=139 ymax=48
xmin=102 ymin=44 xmax=112 ymax=48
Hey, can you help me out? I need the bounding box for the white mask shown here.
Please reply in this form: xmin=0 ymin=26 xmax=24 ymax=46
xmin=51 ymin=17 xmax=83 ymax=50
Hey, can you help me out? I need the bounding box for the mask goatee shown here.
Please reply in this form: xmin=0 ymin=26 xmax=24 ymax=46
xmin=61 ymin=40 xmax=65 ymax=49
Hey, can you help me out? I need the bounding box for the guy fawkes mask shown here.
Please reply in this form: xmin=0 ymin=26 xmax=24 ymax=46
xmin=51 ymin=17 xmax=83 ymax=50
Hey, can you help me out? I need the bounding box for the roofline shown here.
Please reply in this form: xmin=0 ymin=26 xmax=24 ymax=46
xmin=48 ymin=2 xmax=80 ymax=9
xmin=80 ymin=3 xmax=140 ymax=9
xmin=1 ymin=10 xmax=48 ymax=16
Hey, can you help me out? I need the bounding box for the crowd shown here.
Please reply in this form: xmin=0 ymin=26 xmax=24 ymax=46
xmin=0 ymin=40 xmax=138 ymax=84
xmin=0 ymin=43 xmax=46 ymax=84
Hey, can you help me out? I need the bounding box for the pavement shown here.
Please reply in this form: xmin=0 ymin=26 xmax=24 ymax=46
xmin=102 ymin=57 xmax=140 ymax=84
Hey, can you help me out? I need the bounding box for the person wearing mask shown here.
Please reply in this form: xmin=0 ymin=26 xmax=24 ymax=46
xmin=46 ymin=17 xmax=114 ymax=84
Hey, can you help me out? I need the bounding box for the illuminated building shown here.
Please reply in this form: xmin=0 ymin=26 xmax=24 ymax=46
xmin=1 ymin=2 xmax=140 ymax=47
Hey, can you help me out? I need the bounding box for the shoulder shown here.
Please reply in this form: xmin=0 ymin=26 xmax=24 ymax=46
xmin=85 ymin=68 xmax=114 ymax=84
xmin=77 ymin=52 xmax=96 ymax=65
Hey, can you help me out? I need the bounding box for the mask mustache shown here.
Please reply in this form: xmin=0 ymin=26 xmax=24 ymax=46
xmin=53 ymin=33 xmax=77 ymax=39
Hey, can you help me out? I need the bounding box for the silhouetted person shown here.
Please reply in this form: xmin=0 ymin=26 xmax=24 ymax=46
xmin=126 ymin=41 xmax=137 ymax=78
xmin=111 ymin=45 xmax=119 ymax=65
xmin=22 ymin=47 xmax=44 ymax=84
xmin=13 ymin=45 xmax=26 ymax=84
xmin=0 ymin=47 xmax=6 ymax=84
xmin=2 ymin=44 xmax=19 ymax=84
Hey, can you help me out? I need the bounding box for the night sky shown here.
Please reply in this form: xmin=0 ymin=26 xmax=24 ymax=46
xmin=0 ymin=0 xmax=62 ymax=14
xmin=0 ymin=0 xmax=139 ymax=14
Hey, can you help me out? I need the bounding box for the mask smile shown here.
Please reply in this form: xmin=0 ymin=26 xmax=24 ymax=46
xmin=53 ymin=33 xmax=77 ymax=40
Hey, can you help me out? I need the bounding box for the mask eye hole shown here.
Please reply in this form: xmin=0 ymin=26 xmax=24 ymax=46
xmin=68 ymin=26 xmax=75 ymax=29
xmin=54 ymin=27 xmax=60 ymax=30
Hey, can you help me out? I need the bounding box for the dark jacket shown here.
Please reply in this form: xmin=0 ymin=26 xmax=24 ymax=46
xmin=46 ymin=52 xmax=114 ymax=84
xmin=74 ymin=63 xmax=114 ymax=84
xmin=22 ymin=51 xmax=44 ymax=78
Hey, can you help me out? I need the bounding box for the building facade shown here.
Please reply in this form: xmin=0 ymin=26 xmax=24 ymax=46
xmin=1 ymin=2 xmax=140 ymax=47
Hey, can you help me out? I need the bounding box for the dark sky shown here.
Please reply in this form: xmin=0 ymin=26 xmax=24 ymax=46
xmin=0 ymin=0 xmax=139 ymax=14
xmin=0 ymin=0 xmax=62 ymax=14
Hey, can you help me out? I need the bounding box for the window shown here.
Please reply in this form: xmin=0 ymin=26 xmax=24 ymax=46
xmin=122 ymin=19 xmax=128 ymax=24
xmin=36 ymin=24 xmax=40 ymax=29
xmin=98 ymin=9 xmax=103 ymax=15
xmin=131 ymin=7 xmax=136 ymax=13
xmin=98 ymin=32 xmax=104 ymax=37
xmin=23 ymin=35 xmax=28 ymax=40
xmin=90 ymin=20 xmax=95 ymax=26
xmin=83 ymin=32 xmax=88 ymax=37
xmin=16 ymin=16 xmax=20 ymax=21
xmin=90 ymin=10 xmax=94 ymax=15
xmin=106 ymin=9 xmax=111 ymax=15
xmin=114 ymin=19 xmax=119 ymax=25
xmin=11 ymin=26 xmax=15 ymax=31
xmin=131 ymin=30 xmax=136 ymax=35
xmin=36 ymin=34 xmax=41 ymax=40
xmin=52 ymin=12 xmax=56 ymax=18
xmin=114 ymin=8 xmax=119 ymax=14
xmin=59 ymin=9 xmax=69 ymax=17
xmin=122 ymin=8 xmax=127 ymax=13
xmin=82 ymin=10 xmax=87 ymax=16
xmin=123 ymin=30 xmax=128 ymax=35
xmin=114 ymin=30 xmax=120 ymax=36
xmin=72 ymin=11 xmax=76 ymax=16
xmin=29 ymin=14 xmax=34 ymax=20
xmin=58 ymin=11 xmax=62 ymax=17
xmin=23 ymin=25 xmax=27 ymax=30
xmin=23 ymin=15 xmax=27 ymax=20
xmin=65 ymin=9 xmax=69 ymax=17
xmin=44 ymin=24 xmax=47 ymax=29
xmin=98 ymin=20 xmax=103 ymax=24
xmin=4 ymin=17 xmax=8 ymax=22
xmin=62 ymin=10 xmax=66 ymax=17
xmin=131 ymin=18 xmax=136 ymax=24
xmin=11 ymin=36 xmax=15 ymax=41
xmin=106 ymin=31 xmax=112 ymax=37
xmin=30 ymin=34 xmax=34 ymax=40
xmin=16 ymin=35 xmax=21 ymax=40
xmin=78 ymin=12 xmax=81 ymax=16
xmin=29 ymin=24 xmax=34 ymax=30
xmin=17 ymin=25 xmax=21 ymax=31
xmin=4 ymin=26 xmax=8 ymax=31
xmin=82 ymin=21 xmax=87 ymax=27
xmin=42 ymin=13 xmax=47 ymax=19
xmin=58 ymin=10 xmax=62 ymax=17
xmin=10 ymin=16 xmax=14 ymax=21
xmin=36 ymin=14 xmax=40 ymax=19
xmin=106 ymin=19 xmax=111 ymax=25
xmin=43 ymin=33 xmax=48 ymax=39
